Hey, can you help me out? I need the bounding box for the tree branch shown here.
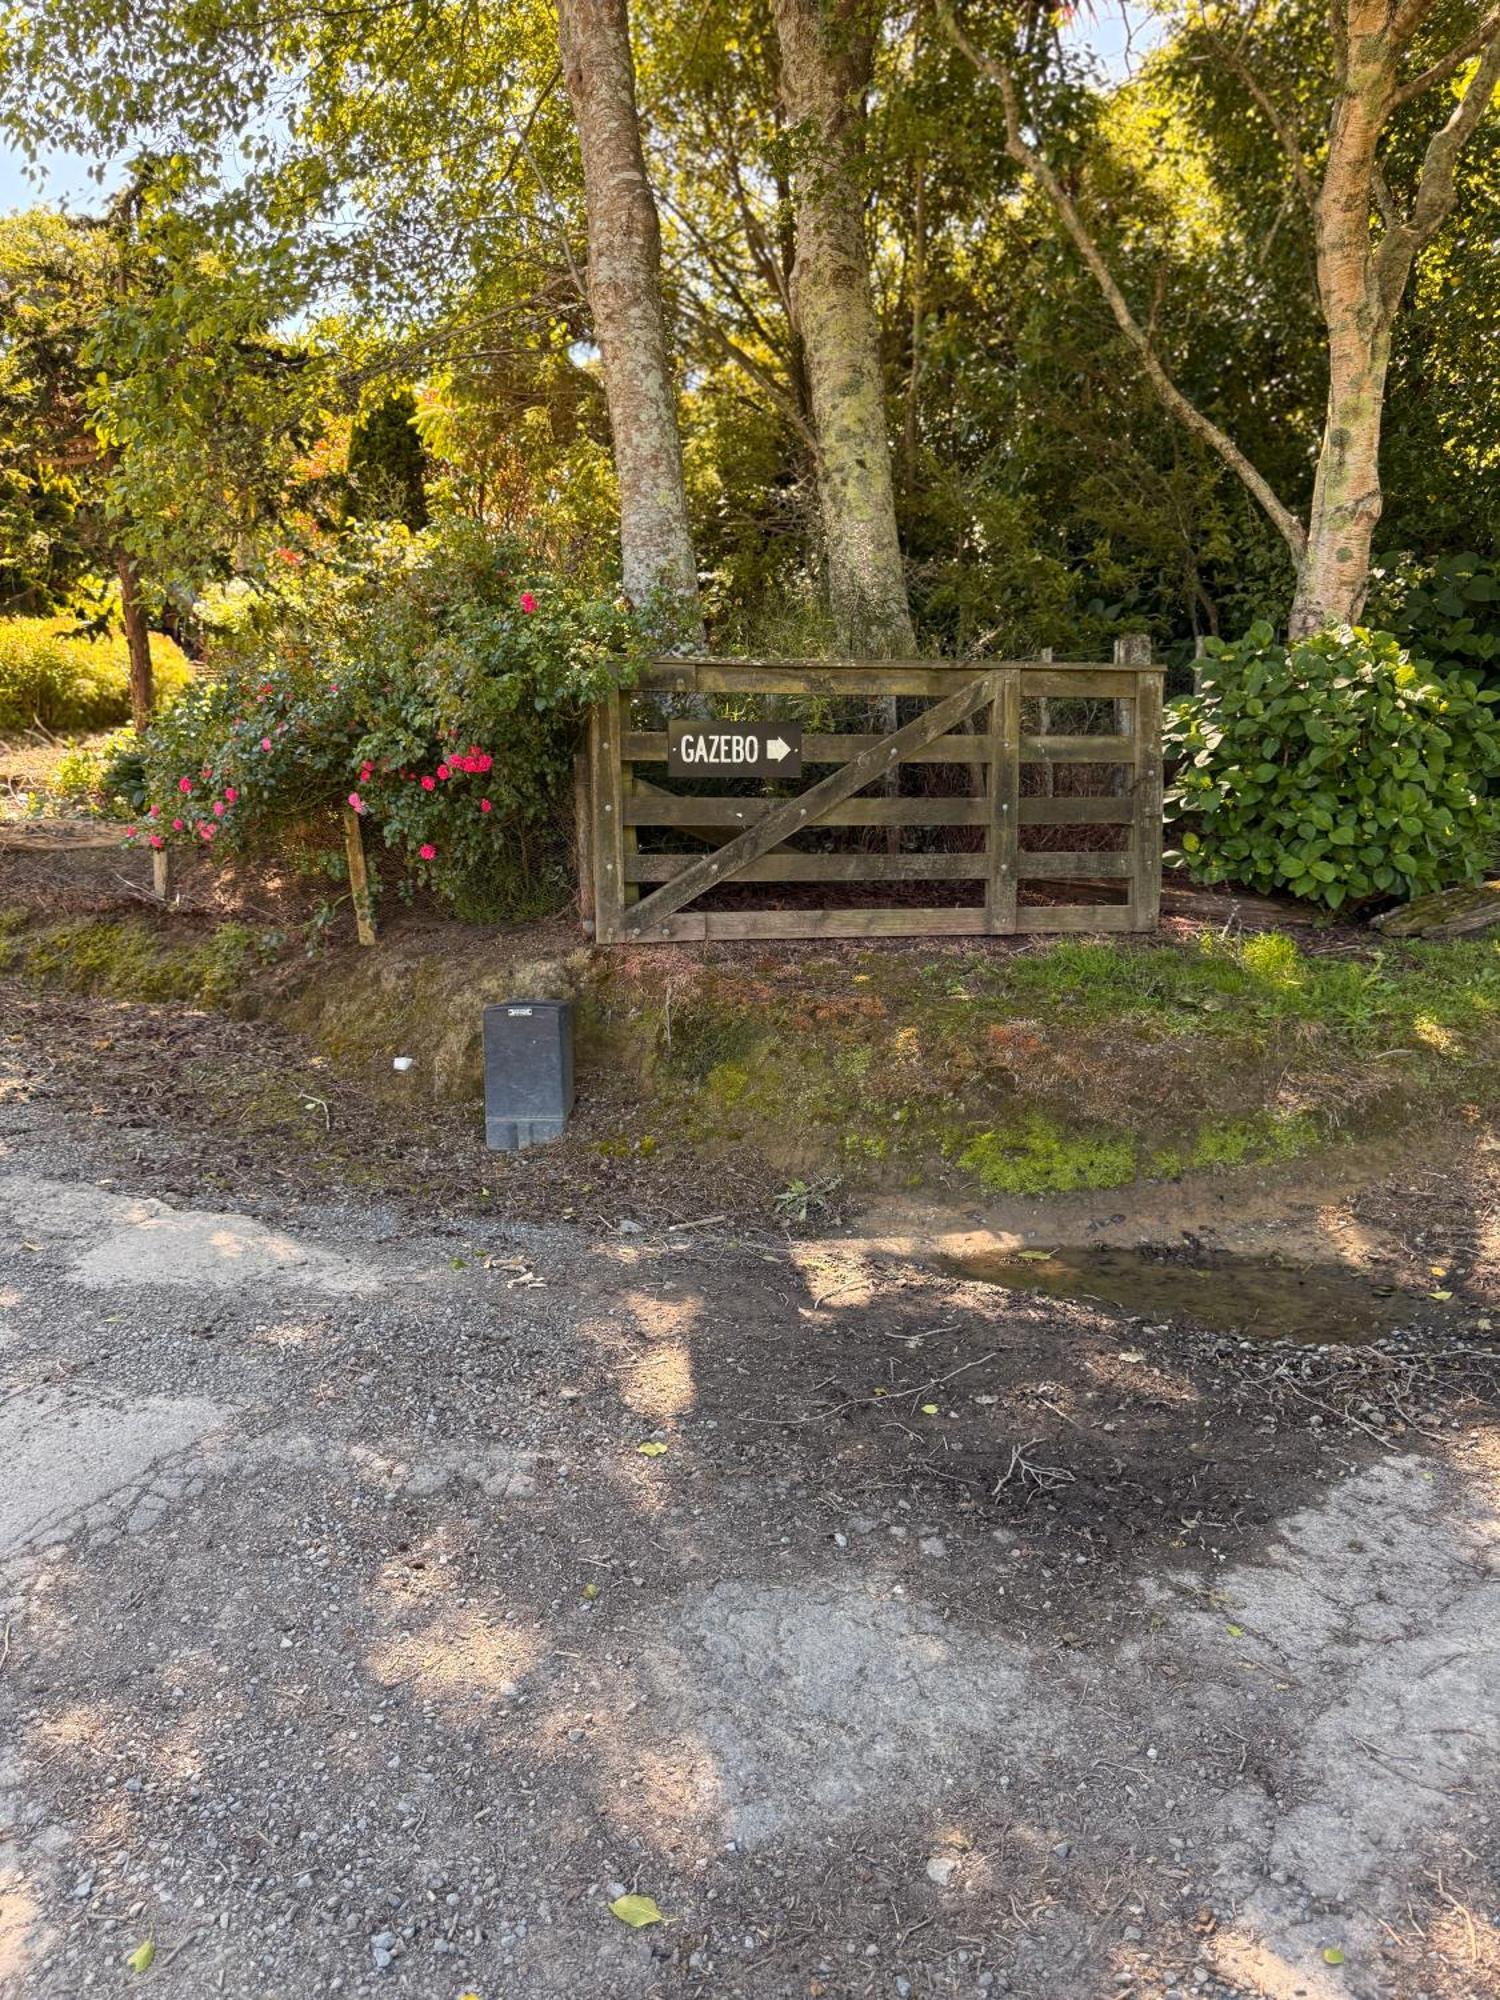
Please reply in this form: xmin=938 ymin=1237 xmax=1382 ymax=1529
xmin=1391 ymin=6 xmax=1500 ymax=111
xmin=938 ymin=6 xmax=1307 ymax=562
xmin=1207 ymin=27 xmax=1317 ymax=212
xmin=1403 ymin=28 xmax=1500 ymax=241
xmin=672 ymin=287 xmax=819 ymax=454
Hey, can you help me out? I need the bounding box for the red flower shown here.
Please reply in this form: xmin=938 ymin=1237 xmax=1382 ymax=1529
xmin=419 ymin=842 xmax=436 ymax=860
xmin=172 ymin=817 xmax=185 ymax=832
xmin=224 ymin=787 xmax=238 ymax=804
xmin=124 ymin=825 xmax=137 ymax=837
xmin=178 ymin=777 xmax=193 ymax=794
xmin=421 ymin=774 xmax=436 ymax=791
xmin=348 ymin=791 xmax=366 ymax=814
xmin=261 ymin=737 xmax=272 ymax=751
xmin=148 ymin=804 xmax=160 ymax=818
xmin=520 ymin=591 xmax=537 ymax=613
xmin=148 ymin=834 xmax=164 ymax=850
xmin=479 ymin=798 xmax=492 ymax=814
xmin=436 ymin=764 xmax=450 ymax=781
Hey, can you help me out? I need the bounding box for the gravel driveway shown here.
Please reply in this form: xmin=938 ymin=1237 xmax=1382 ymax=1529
xmin=3 ymin=991 xmax=1499 ymax=2000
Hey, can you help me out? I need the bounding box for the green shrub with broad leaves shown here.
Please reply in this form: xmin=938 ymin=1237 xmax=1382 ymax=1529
xmin=1166 ymin=623 xmax=1500 ymax=911
xmin=1367 ymin=552 xmax=1500 ymax=688
xmin=0 ymin=617 xmax=191 ymax=732
xmin=127 ymin=521 xmax=642 ymax=921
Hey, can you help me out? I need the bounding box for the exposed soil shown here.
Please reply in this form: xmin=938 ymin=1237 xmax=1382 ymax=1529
xmin=2 ymin=975 xmax=1500 ymax=2000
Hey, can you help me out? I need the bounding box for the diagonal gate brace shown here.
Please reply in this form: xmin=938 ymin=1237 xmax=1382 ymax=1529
xmin=621 ymin=672 xmax=1000 ymax=938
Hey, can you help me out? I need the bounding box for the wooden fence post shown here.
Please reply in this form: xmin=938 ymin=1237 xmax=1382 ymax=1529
xmin=985 ymin=668 xmax=1020 ymax=933
xmin=588 ymin=691 xmax=626 ymax=944
xmin=342 ymin=805 xmax=377 ymax=946
xmin=151 ymin=846 xmax=173 ymax=903
xmin=1130 ymin=649 xmax=1163 ymax=931
xmin=1113 ymin=634 xmax=1151 ymax=797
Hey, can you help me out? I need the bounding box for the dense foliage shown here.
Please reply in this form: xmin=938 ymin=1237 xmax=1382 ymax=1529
xmin=126 ymin=525 xmax=640 ymax=919
xmin=0 ymin=616 xmax=190 ymax=730
xmin=1166 ymin=626 xmax=1500 ymax=910
xmin=1367 ymin=554 xmax=1500 ymax=690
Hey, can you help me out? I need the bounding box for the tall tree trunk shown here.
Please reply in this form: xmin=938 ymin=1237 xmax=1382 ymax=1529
xmin=115 ymin=550 xmax=153 ymax=734
xmin=558 ymin=0 xmax=703 ymax=635
xmin=772 ymin=0 xmax=915 ymax=657
xmin=1288 ymin=329 xmax=1393 ymax=637
xmin=1288 ymin=38 xmax=1391 ymax=638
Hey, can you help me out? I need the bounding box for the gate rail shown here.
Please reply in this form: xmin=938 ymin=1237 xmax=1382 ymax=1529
xmin=582 ymin=649 xmax=1163 ymax=944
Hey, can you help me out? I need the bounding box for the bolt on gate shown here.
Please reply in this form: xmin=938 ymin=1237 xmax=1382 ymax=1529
xmin=580 ymin=646 xmax=1164 ymax=944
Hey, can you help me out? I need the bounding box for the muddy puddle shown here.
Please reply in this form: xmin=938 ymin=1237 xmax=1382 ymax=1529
xmin=942 ymin=1246 xmax=1422 ymax=1343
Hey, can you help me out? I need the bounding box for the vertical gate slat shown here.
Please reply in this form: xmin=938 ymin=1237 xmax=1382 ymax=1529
xmin=986 ymin=667 xmax=1020 ymax=933
xmin=589 ymin=690 xmax=627 ymax=943
xmin=1131 ymin=666 xmax=1164 ymax=930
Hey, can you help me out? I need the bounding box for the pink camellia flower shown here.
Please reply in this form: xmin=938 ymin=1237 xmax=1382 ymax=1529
xmin=211 ymin=800 xmax=225 ymax=817
xmin=436 ymin=763 xmax=449 ymax=781
xmin=223 ymin=786 xmax=238 ymax=804
xmin=172 ymin=817 xmax=185 ymax=832
xmin=148 ymin=804 xmax=160 ymax=818
xmin=520 ymin=591 xmax=537 ymax=613
xmin=261 ymin=736 xmax=272 ymax=751
xmin=348 ymin=791 xmax=365 ymax=814
xmin=198 ymin=823 xmax=215 ymax=842
xmin=148 ymin=834 xmax=164 ymax=850
xmin=178 ymin=776 xmax=193 ymax=794
xmin=479 ymin=798 xmax=492 ymax=814
xmin=124 ymin=825 xmax=137 ymax=838
xmin=419 ymin=842 xmax=436 ymax=860
xmin=420 ymin=774 xmax=436 ymax=791
xmin=359 ymin=762 xmax=374 ymax=783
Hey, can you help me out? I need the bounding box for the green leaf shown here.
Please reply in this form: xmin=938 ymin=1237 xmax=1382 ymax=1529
xmin=1322 ymin=1945 xmax=1345 ymax=1965
xmin=609 ymin=1893 xmax=665 ymax=1928
xmin=126 ymin=1941 xmax=156 ymax=1974
xmin=636 ymin=1440 xmax=668 ymax=1457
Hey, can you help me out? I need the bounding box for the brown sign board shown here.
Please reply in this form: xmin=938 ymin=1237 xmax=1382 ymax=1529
xmin=667 ymin=719 xmax=803 ymax=780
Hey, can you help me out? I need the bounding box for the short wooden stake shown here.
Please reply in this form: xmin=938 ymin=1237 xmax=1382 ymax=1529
xmin=342 ymin=805 xmax=377 ymax=946
xmin=151 ymin=845 xmax=173 ymax=903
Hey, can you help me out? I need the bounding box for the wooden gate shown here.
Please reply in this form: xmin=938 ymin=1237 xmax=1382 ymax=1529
xmin=582 ymin=651 xmax=1164 ymax=944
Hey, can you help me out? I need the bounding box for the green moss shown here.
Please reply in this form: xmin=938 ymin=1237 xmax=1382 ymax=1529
xmin=18 ymin=916 xmax=276 ymax=1008
xmin=955 ymin=1115 xmax=1137 ymax=1195
xmin=705 ymin=1059 xmax=754 ymax=1111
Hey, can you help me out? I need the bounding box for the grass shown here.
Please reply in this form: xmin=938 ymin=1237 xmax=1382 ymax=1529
xmin=4 ymin=914 xmax=277 ymax=1008
xmin=629 ymin=931 xmax=1500 ymax=1194
xmin=4 ymin=906 xmax=1497 ymax=1200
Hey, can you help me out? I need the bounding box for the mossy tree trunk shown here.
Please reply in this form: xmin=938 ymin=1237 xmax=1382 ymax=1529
xmin=772 ymin=0 xmax=915 ymax=659
xmin=558 ymin=0 xmax=704 ymax=638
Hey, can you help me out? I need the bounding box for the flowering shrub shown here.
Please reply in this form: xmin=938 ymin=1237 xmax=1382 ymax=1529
xmin=129 ymin=522 xmax=641 ymax=919
xmin=1166 ymin=623 xmax=1500 ymax=911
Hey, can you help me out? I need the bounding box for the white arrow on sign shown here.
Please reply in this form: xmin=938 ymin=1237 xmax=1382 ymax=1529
xmin=766 ymin=736 xmax=793 ymax=763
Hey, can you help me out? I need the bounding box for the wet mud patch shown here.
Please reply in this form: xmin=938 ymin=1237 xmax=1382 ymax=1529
xmin=940 ymin=1244 xmax=1423 ymax=1343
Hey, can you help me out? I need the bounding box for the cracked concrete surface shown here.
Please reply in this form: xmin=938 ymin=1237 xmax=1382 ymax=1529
xmin=1 ymin=1146 xmax=1498 ymax=1998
